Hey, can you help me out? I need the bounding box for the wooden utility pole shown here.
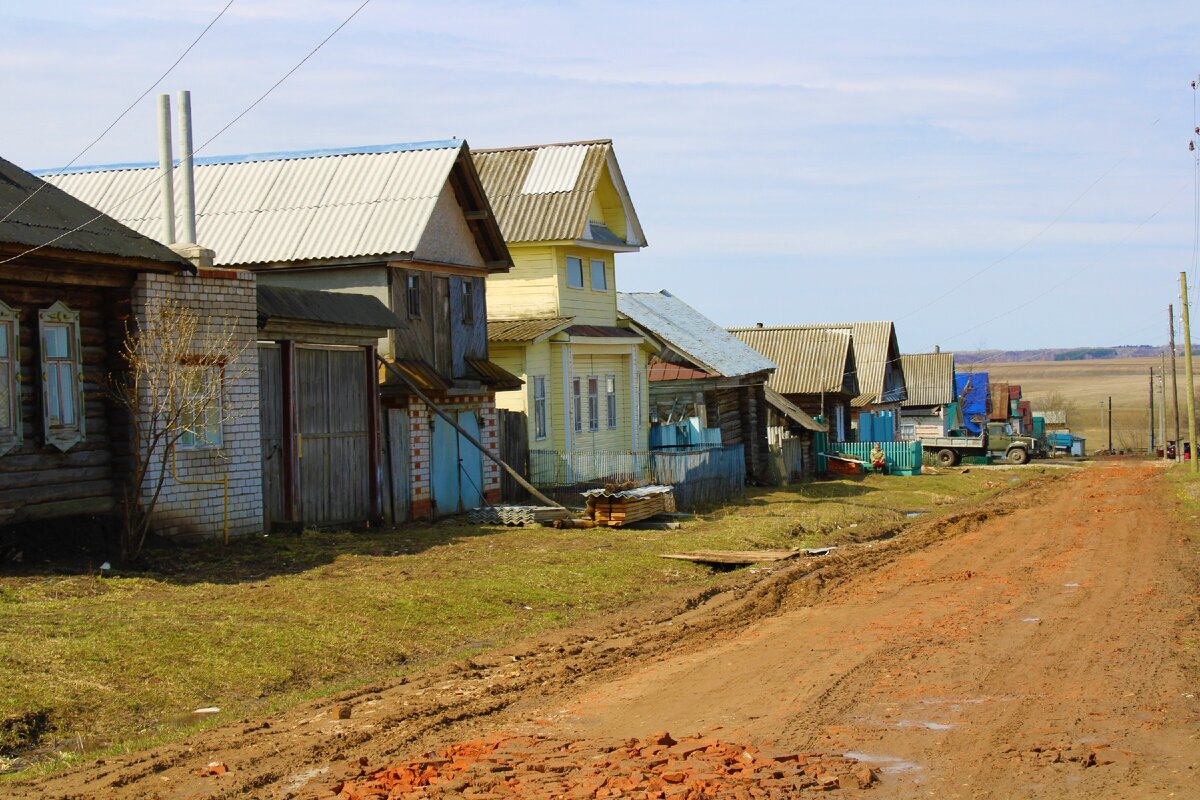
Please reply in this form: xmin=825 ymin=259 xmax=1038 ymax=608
xmin=1170 ymin=305 xmax=1181 ymax=461
xmin=1108 ymin=396 xmax=1114 ymax=453
xmin=1148 ymin=367 xmax=1155 ymax=455
xmin=1160 ymin=355 xmax=1168 ymax=459
xmin=1181 ymin=272 xmax=1198 ymax=473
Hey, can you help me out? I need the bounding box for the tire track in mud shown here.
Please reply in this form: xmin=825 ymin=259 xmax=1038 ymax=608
xmin=12 ymin=473 xmax=1070 ymax=800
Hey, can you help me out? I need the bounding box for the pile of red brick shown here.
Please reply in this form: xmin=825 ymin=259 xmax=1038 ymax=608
xmin=329 ymin=732 xmax=877 ymax=798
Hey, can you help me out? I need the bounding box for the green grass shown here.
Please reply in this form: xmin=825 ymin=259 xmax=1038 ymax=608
xmin=0 ymin=466 xmax=1056 ymax=772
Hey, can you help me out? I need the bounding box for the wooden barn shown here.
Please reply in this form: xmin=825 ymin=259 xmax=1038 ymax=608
xmin=0 ymin=154 xmax=193 ymax=528
xmin=617 ymin=289 xmax=777 ymax=481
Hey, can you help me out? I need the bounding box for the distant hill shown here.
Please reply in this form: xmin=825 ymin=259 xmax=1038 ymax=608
xmin=953 ymin=345 xmax=1192 ymax=364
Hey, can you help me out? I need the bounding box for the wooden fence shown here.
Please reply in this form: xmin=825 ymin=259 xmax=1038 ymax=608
xmin=528 ymin=445 xmax=745 ymax=510
xmin=496 ymin=409 xmax=530 ymax=503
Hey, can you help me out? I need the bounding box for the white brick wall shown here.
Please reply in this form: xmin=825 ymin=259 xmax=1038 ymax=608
xmin=133 ymin=270 xmax=263 ymax=541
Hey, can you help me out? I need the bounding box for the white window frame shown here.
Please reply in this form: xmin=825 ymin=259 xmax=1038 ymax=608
xmin=177 ymin=362 xmax=224 ymax=450
xmin=0 ymin=300 xmax=21 ymax=456
xmin=590 ymin=258 xmax=607 ymax=291
xmin=566 ymin=256 xmax=584 ymax=289
xmin=605 ymin=374 xmax=617 ymax=429
xmin=571 ymin=377 xmax=582 ymax=432
xmin=587 ymin=375 xmax=600 ymax=432
xmin=38 ymin=301 xmax=85 ymax=452
xmin=532 ymin=375 xmax=547 ymax=440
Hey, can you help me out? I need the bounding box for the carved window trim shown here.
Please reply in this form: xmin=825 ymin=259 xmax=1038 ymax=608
xmin=0 ymin=300 xmax=21 ymax=456
xmin=38 ymin=301 xmax=85 ymax=452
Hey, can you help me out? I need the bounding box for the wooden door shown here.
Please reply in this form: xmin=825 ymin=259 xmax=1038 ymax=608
xmin=258 ymin=344 xmax=285 ymax=528
xmin=297 ymin=347 xmax=370 ymax=527
xmin=430 ymin=410 xmax=485 ymax=515
xmin=456 ymin=411 xmax=483 ymax=510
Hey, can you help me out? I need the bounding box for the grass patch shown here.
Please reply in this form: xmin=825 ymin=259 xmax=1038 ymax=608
xmin=0 ymin=466 xmax=1053 ymax=773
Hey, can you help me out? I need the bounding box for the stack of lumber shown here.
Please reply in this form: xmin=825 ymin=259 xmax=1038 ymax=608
xmin=467 ymin=506 xmax=571 ymax=526
xmin=581 ymin=484 xmax=674 ymax=527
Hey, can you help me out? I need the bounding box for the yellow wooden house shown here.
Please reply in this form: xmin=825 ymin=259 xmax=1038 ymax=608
xmin=473 ymin=140 xmax=651 ymax=475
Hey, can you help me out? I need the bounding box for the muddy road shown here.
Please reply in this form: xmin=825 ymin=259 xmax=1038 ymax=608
xmin=10 ymin=461 xmax=1199 ymax=798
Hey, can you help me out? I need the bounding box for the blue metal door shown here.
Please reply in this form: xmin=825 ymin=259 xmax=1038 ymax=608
xmin=432 ymin=413 xmax=460 ymax=514
xmin=457 ymin=411 xmax=483 ymax=510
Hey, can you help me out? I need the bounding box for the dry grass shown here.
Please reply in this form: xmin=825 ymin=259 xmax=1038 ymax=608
xmin=0 ymin=467 xmax=1059 ymax=774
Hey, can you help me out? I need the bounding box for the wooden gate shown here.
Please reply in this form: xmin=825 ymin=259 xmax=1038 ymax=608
xmin=431 ymin=410 xmax=484 ymax=515
xmin=296 ymin=346 xmax=371 ymax=526
xmin=497 ymin=409 xmax=529 ymax=503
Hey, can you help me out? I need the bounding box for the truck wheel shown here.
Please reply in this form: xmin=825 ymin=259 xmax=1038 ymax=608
xmin=1007 ymin=447 xmax=1030 ymax=465
xmin=936 ymin=449 xmax=958 ymax=467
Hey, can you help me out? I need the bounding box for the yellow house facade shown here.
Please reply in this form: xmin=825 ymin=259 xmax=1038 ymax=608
xmin=474 ymin=140 xmax=652 ymax=478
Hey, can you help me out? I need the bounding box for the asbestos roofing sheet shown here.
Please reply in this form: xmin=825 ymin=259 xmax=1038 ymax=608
xmin=487 ymin=316 xmax=575 ymax=342
xmin=727 ymin=325 xmax=855 ymax=395
xmin=521 ymin=145 xmax=590 ymax=194
xmin=900 ymin=352 xmax=956 ymax=407
xmin=619 ymin=290 xmax=775 ymax=378
xmin=42 ymin=142 xmax=462 ymax=265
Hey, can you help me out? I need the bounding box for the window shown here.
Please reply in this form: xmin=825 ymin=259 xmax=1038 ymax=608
xmin=461 ymin=279 xmax=475 ymax=324
xmin=533 ymin=376 xmax=547 ymax=440
xmin=587 ymin=376 xmax=599 ymax=431
xmin=178 ymin=364 xmax=223 ymax=449
xmin=38 ymin=301 xmax=84 ymax=451
xmin=590 ymin=259 xmax=607 ymax=291
xmin=406 ymin=274 xmax=422 ymax=319
xmin=605 ymin=374 xmax=617 ymax=428
xmin=571 ymin=377 xmax=582 ymax=432
xmin=0 ymin=301 xmax=20 ymax=456
xmin=566 ymin=256 xmax=584 ymax=289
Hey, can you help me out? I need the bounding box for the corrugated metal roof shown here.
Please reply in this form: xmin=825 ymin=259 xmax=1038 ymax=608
xmin=648 ymin=361 xmax=713 ymax=381
xmin=581 ymin=484 xmax=673 ymax=499
xmin=727 ymin=325 xmax=857 ymax=396
xmin=472 ymin=140 xmax=647 ymax=247
xmin=900 ymin=352 xmax=956 ymax=407
xmin=487 ymin=316 xmax=574 ymax=343
xmin=565 ymin=323 xmax=640 ymax=339
xmin=43 ymin=141 xmax=479 ymax=266
xmin=764 ymin=387 xmax=828 ymax=432
xmin=257 ymin=285 xmax=401 ymax=330
xmin=0 ymin=155 xmax=190 ymax=269
xmin=464 ymin=357 xmax=524 ymax=391
xmin=1041 ymin=410 xmax=1068 ymax=425
xmin=619 ymin=290 xmax=775 ymax=379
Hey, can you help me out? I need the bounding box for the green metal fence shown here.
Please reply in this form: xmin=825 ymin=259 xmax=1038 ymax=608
xmin=816 ymin=440 xmax=923 ymax=476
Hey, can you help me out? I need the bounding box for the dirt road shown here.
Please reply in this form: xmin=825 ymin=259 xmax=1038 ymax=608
xmin=11 ymin=462 xmax=1199 ymax=798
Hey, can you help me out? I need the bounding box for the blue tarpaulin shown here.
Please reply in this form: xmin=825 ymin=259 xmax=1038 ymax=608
xmin=955 ymin=372 xmax=989 ymax=434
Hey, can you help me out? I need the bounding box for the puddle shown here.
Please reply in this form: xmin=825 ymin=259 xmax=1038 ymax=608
xmin=905 ymin=511 xmax=928 ymax=518
xmin=897 ymin=719 xmax=955 ymax=731
xmin=1062 ymin=583 xmax=1082 ymax=588
xmin=843 ymin=751 xmax=924 ymax=774
xmin=1022 ymin=617 xmax=1041 ymax=623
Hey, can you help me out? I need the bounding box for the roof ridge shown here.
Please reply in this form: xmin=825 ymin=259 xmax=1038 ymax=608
xmin=471 ymin=138 xmax=613 ymax=154
xmin=37 ymin=139 xmax=464 ymax=176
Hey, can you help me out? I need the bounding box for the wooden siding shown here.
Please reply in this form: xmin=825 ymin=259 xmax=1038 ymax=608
xmin=552 ymin=245 xmax=616 ymax=326
xmin=0 ymin=271 xmax=131 ymax=522
xmin=256 ymin=267 xmax=392 ymax=357
xmin=484 ymin=244 xmax=560 ymax=319
xmin=258 ymin=344 xmax=285 ymax=527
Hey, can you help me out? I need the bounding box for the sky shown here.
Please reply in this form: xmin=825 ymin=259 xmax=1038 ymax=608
xmin=3 ymin=0 xmax=1199 ymax=351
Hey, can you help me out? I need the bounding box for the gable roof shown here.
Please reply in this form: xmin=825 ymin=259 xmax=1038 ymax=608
xmin=834 ymin=321 xmax=905 ymax=407
xmin=471 ymin=139 xmax=646 ymax=247
xmin=618 ymin=290 xmax=774 ymax=379
xmin=41 ymin=140 xmax=511 ymax=270
xmin=0 ymin=155 xmax=190 ymax=270
xmin=727 ymin=325 xmax=858 ymax=396
xmin=900 ymin=352 xmax=956 ymax=407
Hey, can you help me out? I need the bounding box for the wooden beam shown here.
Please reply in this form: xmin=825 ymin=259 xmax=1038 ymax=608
xmin=365 ymin=344 xmax=382 ymax=524
xmin=280 ymin=340 xmax=300 ymax=524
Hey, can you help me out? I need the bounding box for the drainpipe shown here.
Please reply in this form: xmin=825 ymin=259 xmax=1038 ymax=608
xmin=156 ymin=94 xmax=176 ymax=245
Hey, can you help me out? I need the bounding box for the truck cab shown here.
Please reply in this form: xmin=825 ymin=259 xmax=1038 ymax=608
xmin=985 ymin=421 xmax=1037 ymax=464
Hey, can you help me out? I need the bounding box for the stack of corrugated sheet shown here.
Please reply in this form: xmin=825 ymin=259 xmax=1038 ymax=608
xmin=467 ymin=506 xmax=571 ymax=526
xmin=582 ymin=485 xmax=674 ymax=527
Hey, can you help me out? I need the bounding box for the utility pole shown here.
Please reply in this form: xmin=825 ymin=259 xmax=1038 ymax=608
xmin=1181 ymin=272 xmax=1198 ymax=473
xmin=1160 ymin=355 xmax=1168 ymax=459
xmin=1149 ymin=367 xmax=1155 ymax=455
xmin=1170 ymin=305 xmax=1182 ymax=461
xmin=1108 ymin=395 xmax=1114 ymax=453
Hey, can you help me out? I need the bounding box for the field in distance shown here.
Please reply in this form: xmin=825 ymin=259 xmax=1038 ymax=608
xmin=969 ymin=356 xmax=1183 ymax=452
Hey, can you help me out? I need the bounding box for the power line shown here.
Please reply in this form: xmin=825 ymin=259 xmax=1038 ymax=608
xmin=0 ymin=0 xmax=373 ymax=268
xmin=0 ymin=0 xmax=236 ymax=228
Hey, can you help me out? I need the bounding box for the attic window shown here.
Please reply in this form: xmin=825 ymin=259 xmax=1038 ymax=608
xmin=520 ymin=145 xmax=587 ymax=194
xmin=566 ymin=257 xmax=584 ymax=289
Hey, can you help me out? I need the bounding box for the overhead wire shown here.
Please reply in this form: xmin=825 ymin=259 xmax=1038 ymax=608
xmin=0 ymin=0 xmax=237 ymax=228
xmin=0 ymin=0 xmax=373 ymax=267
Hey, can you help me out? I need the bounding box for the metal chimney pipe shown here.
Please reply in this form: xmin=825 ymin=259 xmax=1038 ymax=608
xmin=156 ymin=94 xmax=176 ymax=244
xmin=176 ymin=89 xmax=197 ymax=245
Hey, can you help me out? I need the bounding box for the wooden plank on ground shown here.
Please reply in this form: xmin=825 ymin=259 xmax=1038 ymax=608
xmin=658 ymin=550 xmax=799 ymax=565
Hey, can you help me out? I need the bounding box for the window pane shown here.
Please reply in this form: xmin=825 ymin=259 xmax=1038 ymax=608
xmin=0 ymin=322 xmax=8 ymax=358
xmin=46 ymin=365 xmax=61 ymax=426
xmin=58 ymin=363 xmax=76 ymax=426
xmin=43 ymin=325 xmax=69 ymax=358
xmin=566 ymin=257 xmax=584 ymax=288
xmin=590 ymin=260 xmax=607 ymax=290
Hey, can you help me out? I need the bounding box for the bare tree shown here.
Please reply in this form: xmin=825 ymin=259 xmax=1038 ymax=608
xmin=109 ymin=298 xmax=248 ymax=562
